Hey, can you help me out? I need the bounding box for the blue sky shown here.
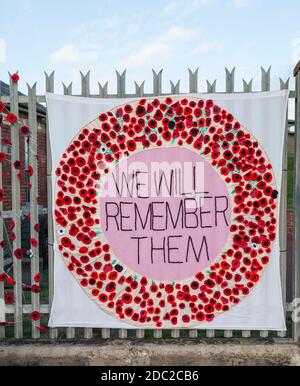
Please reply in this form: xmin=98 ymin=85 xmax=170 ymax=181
xmin=0 ymin=0 xmax=299 ymax=95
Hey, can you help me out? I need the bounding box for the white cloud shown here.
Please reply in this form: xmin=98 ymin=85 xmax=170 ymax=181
xmin=192 ymin=0 xmax=215 ymax=7
xmin=292 ymin=37 xmax=300 ymax=64
xmin=228 ymin=0 xmax=249 ymax=8
xmin=127 ymin=24 xmax=139 ymax=35
xmin=193 ymin=41 xmax=224 ymax=53
xmin=50 ymin=44 xmax=80 ymax=64
xmin=49 ymin=44 xmax=98 ymax=65
xmin=118 ymin=26 xmax=196 ymax=68
xmin=0 ymin=38 xmax=6 ymax=63
xmin=163 ymin=0 xmax=215 ymax=13
xmin=163 ymin=1 xmax=178 ymax=13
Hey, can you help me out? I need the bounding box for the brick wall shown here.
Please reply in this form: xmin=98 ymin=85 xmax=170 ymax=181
xmin=2 ymin=112 xmax=47 ymax=211
xmin=37 ymin=129 xmax=47 ymax=208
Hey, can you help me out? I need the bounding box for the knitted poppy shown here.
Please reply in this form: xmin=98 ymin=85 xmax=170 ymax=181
xmin=4 ymin=293 xmax=14 ymax=304
xmin=14 ymin=248 xmax=24 ymax=260
xmin=34 ymin=224 xmax=40 ymax=233
xmin=0 ymin=101 xmax=5 ymax=113
xmin=31 ymin=311 xmax=40 ymax=321
xmin=6 ymin=276 xmax=15 ymax=285
xmin=10 ymin=73 xmax=20 ymax=83
xmin=27 ymin=165 xmax=34 ymax=177
xmin=20 ymin=125 xmax=30 ymax=135
xmin=30 ymin=238 xmax=38 ymax=247
xmin=6 ymin=113 xmax=17 ymax=123
xmin=13 ymin=160 xmax=21 ymax=170
xmin=35 ymin=326 xmax=48 ymax=333
xmin=0 ymin=273 xmax=8 ymax=282
xmin=0 ymin=152 xmax=7 ymax=163
xmin=31 ymin=285 xmax=41 ymax=293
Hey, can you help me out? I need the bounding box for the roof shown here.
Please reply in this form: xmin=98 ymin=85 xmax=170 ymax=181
xmin=0 ymin=81 xmax=10 ymax=96
xmin=0 ymin=80 xmax=46 ymax=117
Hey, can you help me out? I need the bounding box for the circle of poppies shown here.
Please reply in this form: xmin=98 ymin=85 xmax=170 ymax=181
xmin=54 ymin=97 xmax=278 ymax=328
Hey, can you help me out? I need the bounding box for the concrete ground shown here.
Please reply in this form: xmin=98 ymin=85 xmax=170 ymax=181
xmin=0 ymin=340 xmax=299 ymax=366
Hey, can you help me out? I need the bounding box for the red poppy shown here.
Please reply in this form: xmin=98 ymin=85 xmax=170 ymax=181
xmin=27 ymin=165 xmax=34 ymax=177
xmin=6 ymin=113 xmax=17 ymax=123
xmin=0 ymin=273 xmax=7 ymax=282
xmin=10 ymin=73 xmax=20 ymax=83
xmin=6 ymin=276 xmax=15 ymax=285
xmin=0 ymin=101 xmax=5 ymax=113
xmin=126 ymin=140 xmax=136 ymax=152
xmin=0 ymin=322 xmax=16 ymax=327
xmin=35 ymin=326 xmax=48 ymax=333
xmin=31 ymin=285 xmax=41 ymax=293
xmin=0 ymin=152 xmax=7 ymax=163
xmin=5 ymin=292 xmax=14 ymax=304
xmin=20 ymin=125 xmax=30 ymax=135
xmin=31 ymin=238 xmax=38 ymax=247
xmin=13 ymin=160 xmax=21 ymax=170
xmin=14 ymin=248 xmax=24 ymax=259
xmin=136 ymin=105 xmax=146 ymax=117
xmin=34 ymin=224 xmax=40 ymax=233
xmin=31 ymin=311 xmax=41 ymax=321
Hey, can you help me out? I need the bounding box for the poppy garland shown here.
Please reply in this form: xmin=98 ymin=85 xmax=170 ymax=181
xmin=54 ymin=96 xmax=278 ymax=328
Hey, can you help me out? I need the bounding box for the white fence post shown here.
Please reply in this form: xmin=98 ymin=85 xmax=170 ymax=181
xmin=153 ymin=69 xmax=163 ymax=96
xmin=28 ymin=83 xmax=40 ymax=339
xmin=45 ymin=71 xmax=58 ymax=340
xmin=10 ymin=74 xmax=23 ymax=339
xmin=206 ymin=80 xmax=216 ymax=93
xmin=189 ymin=68 xmax=198 ymax=94
xmin=293 ymin=60 xmax=300 ymax=343
xmin=261 ymin=66 xmax=271 ymax=92
xmin=225 ymin=67 xmax=235 ymax=93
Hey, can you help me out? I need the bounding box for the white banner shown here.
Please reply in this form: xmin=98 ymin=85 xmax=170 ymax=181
xmin=47 ymin=91 xmax=288 ymax=330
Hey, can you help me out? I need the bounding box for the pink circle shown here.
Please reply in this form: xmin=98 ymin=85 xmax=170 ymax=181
xmin=100 ymin=147 xmax=231 ymax=281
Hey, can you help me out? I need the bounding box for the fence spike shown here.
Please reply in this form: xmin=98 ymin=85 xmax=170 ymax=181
xmin=280 ymin=77 xmax=290 ymax=90
xmin=44 ymin=71 xmax=55 ymax=93
xmin=170 ymin=80 xmax=180 ymax=94
xmin=206 ymin=79 xmax=217 ymax=93
xmin=63 ymin=82 xmax=73 ymax=95
xmin=98 ymin=81 xmax=108 ymax=98
xmin=261 ymin=66 xmax=271 ymax=91
xmin=152 ymin=69 xmax=163 ymax=96
xmin=243 ymin=78 xmax=253 ymax=92
xmin=80 ymin=70 xmax=90 ymax=97
xmin=225 ymin=67 xmax=235 ymax=93
xmin=134 ymin=81 xmax=145 ymax=97
xmin=116 ymin=70 xmax=126 ymax=98
xmin=188 ymin=68 xmax=199 ymax=93
xmin=27 ymin=82 xmax=37 ymax=93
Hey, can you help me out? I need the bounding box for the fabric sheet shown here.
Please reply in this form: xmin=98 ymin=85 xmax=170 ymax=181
xmin=47 ymin=91 xmax=288 ymax=330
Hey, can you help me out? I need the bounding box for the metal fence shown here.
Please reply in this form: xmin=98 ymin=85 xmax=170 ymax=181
xmin=0 ymin=63 xmax=299 ymax=342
